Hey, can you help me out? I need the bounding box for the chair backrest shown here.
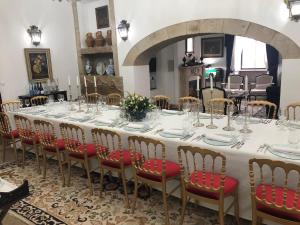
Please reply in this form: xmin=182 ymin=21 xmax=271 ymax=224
xmin=177 ymin=145 xmax=226 ymax=196
xmin=208 ymin=98 xmax=234 ymax=115
xmin=1 ymin=100 xmax=21 ymax=113
xmin=30 ymin=96 xmax=48 ymax=106
xmin=86 ymin=93 xmax=101 ymax=104
xmin=286 ymin=102 xmax=300 ymax=120
xmin=255 ymin=75 xmax=273 ymax=89
xmin=34 ymin=120 xmax=57 ymax=149
xmin=201 ymin=87 xmax=225 ymax=113
xmin=107 ymin=93 xmax=122 ymax=106
xmin=227 ymin=75 xmax=243 ymax=89
xmin=247 ymin=100 xmax=277 ymax=119
xmin=249 ymin=158 xmax=300 ymax=216
xmin=153 ymin=95 xmax=170 ymax=110
xmin=59 ymin=123 xmax=86 ymax=156
xmin=92 ymin=128 xmax=122 ymax=162
xmin=14 ymin=115 xmax=35 ymax=143
xmin=178 ymin=96 xmax=200 ymax=111
xmin=0 ymin=112 xmax=13 ymax=138
xmin=128 ymin=135 xmax=166 ymax=178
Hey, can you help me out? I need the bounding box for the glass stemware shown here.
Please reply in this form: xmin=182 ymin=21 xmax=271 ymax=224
xmin=25 ymin=99 xmax=30 ymax=107
xmin=57 ymin=94 xmax=64 ymax=103
xmin=182 ymin=102 xmax=190 ymax=115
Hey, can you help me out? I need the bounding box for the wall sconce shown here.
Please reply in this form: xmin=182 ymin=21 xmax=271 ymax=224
xmin=27 ymin=25 xmax=42 ymax=46
xmin=285 ymin=0 xmax=300 ymax=21
xmin=117 ymin=20 xmax=130 ymax=41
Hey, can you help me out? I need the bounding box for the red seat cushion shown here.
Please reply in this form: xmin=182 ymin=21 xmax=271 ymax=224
xmin=21 ymin=133 xmax=40 ymax=145
xmin=69 ymin=143 xmax=97 ymax=159
xmin=137 ymin=158 xmax=180 ymax=182
xmin=256 ymin=184 xmax=300 ymax=221
xmin=3 ymin=129 xmax=19 ymax=139
xmin=102 ymin=150 xmax=141 ymax=168
xmin=186 ymin=171 xmax=238 ymax=200
xmin=43 ymin=139 xmax=65 ymax=152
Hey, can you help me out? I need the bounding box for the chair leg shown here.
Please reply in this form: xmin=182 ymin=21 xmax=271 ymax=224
xmin=67 ymin=157 xmax=71 ymax=187
xmin=234 ymin=190 xmax=240 ymax=225
xmin=252 ymin=214 xmax=257 ymax=225
xmin=180 ymin=193 xmax=187 ymax=225
xmin=57 ymin=152 xmax=65 ymax=187
xmin=34 ymin=145 xmax=41 ymax=174
xmin=162 ymin=181 xmax=170 ymax=225
xmin=84 ymin=159 xmax=93 ymax=195
xmin=22 ymin=145 xmax=25 ymax=169
xmin=13 ymin=141 xmax=18 ymax=163
xmin=2 ymin=139 xmax=6 ymax=162
xmin=131 ymin=176 xmax=138 ymax=214
xmin=121 ymin=170 xmax=129 ymax=208
xmin=99 ymin=167 xmax=104 ymax=198
xmin=219 ymin=199 xmax=225 ymax=225
xmin=42 ymin=151 xmax=47 ymax=179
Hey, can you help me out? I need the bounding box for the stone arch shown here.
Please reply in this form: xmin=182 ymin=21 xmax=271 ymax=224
xmin=123 ymin=18 xmax=300 ymax=66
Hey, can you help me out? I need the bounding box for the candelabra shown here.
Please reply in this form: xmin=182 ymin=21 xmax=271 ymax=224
xmin=94 ymin=86 xmax=101 ymax=115
xmin=77 ymin=85 xmax=84 ymax=112
xmin=193 ymin=89 xmax=204 ymax=127
xmin=206 ymin=89 xmax=217 ymax=129
xmin=85 ymin=86 xmax=90 ymax=113
xmin=240 ymin=92 xmax=252 ymax=133
xmin=223 ymin=104 xmax=234 ymax=131
xmin=68 ymin=85 xmax=76 ymax=111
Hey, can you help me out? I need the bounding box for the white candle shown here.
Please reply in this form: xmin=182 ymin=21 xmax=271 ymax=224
xmin=94 ymin=76 xmax=97 ymax=88
xmin=84 ymin=76 xmax=87 ymax=87
xmin=245 ymin=75 xmax=248 ymax=91
xmin=228 ymin=76 xmax=231 ymax=90
xmin=68 ymin=76 xmax=71 ymax=86
xmin=196 ymin=76 xmax=200 ymax=91
xmin=76 ymin=76 xmax=79 ymax=86
xmin=210 ymin=74 xmax=213 ymax=91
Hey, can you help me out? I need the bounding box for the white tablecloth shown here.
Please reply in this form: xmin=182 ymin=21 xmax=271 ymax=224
xmin=7 ymin=103 xmax=299 ymax=223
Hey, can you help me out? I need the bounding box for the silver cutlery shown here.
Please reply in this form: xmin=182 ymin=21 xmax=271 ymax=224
xmin=257 ymin=144 xmax=266 ymax=152
xmin=231 ymin=141 xmax=240 ymax=149
xmin=153 ymin=128 xmax=163 ymax=134
xmin=236 ymin=141 xmax=245 ymax=149
xmin=181 ymin=134 xmax=193 ymax=141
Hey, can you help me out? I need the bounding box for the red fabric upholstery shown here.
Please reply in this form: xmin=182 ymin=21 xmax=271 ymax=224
xmin=186 ymin=171 xmax=238 ymax=200
xmin=21 ymin=133 xmax=40 ymax=145
xmin=3 ymin=129 xmax=19 ymax=139
xmin=102 ymin=150 xmax=141 ymax=168
xmin=43 ymin=139 xmax=65 ymax=152
xmin=69 ymin=143 xmax=97 ymax=159
xmin=137 ymin=158 xmax=180 ymax=182
xmin=256 ymin=184 xmax=300 ymax=221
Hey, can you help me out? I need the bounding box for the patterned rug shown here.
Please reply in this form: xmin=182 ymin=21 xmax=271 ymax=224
xmin=1 ymin=153 xmax=251 ymax=225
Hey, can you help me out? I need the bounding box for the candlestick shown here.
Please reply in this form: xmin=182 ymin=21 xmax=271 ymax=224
xmin=228 ymin=76 xmax=231 ymax=90
xmin=210 ymin=74 xmax=213 ymax=91
xmin=84 ymin=76 xmax=87 ymax=87
xmin=193 ymin=89 xmax=204 ymax=127
xmin=94 ymin=76 xmax=97 ymax=88
xmin=77 ymin=85 xmax=84 ymax=112
xmin=77 ymin=76 xmax=79 ymax=86
xmin=68 ymin=76 xmax=71 ymax=86
xmin=245 ymin=75 xmax=248 ymax=92
xmin=68 ymin=85 xmax=76 ymax=111
xmin=240 ymin=92 xmax=252 ymax=133
xmin=206 ymin=90 xmax=217 ymax=129
xmin=196 ymin=76 xmax=200 ymax=91
xmin=223 ymin=104 xmax=234 ymax=131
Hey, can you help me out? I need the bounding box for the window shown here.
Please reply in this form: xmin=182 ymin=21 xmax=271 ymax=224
xmin=233 ymin=36 xmax=267 ymax=70
xmin=185 ymin=38 xmax=194 ymax=53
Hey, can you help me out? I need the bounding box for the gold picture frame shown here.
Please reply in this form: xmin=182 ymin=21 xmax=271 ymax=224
xmin=24 ymin=48 xmax=53 ymax=82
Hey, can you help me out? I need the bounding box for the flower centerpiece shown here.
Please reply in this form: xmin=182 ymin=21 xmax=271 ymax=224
xmin=122 ymin=93 xmax=155 ymax=121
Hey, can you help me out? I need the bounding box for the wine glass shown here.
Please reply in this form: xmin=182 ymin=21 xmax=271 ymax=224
xmin=182 ymin=102 xmax=190 ymax=115
xmin=57 ymin=94 xmax=64 ymax=103
xmin=25 ymin=99 xmax=30 ymax=107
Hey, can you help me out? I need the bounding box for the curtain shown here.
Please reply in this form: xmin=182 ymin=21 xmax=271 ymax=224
xmin=225 ymin=34 xmax=235 ymax=78
xmin=266 ymin=44 xmax=279 ymax=85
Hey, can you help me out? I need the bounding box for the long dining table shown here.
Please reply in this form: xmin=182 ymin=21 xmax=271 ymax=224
xmin=7 ymin=102 xmax=300 ymax=224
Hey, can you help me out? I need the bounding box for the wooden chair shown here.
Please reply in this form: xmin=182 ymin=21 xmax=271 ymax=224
xmin=129 ymin=136 xmax=181 ymax=225
xmin=1 ymin=100 xmax=21 ymax=113
xmin=86 ymin=93 xmax=101 ymax=104
xmin=152 ymin=95 xmax=170 ymax=109
xmin=107 ymin=93 xmax=122 ymax=106
xmin=249 ymin=158 xmax=300 ymax=225
xmin=14 ymin=115 xmax=41 ymax=173
xmin=208 ymin=98 xmax=234 ymax=115
xmin=178 ymin=96 xmax=200 ymax=111
xmin=0 ymin=112 xmax=19 ymax=162
xmin=59 ymin=123 xmax=97 ymax=195
xmin=178 ymin=146 xmax=239 ymax=225
xmin=30 ymin=96 xmax=48 ymax=106
xmin=92 ymin=128 xmax=137 ymax=207
xmin=34 ymin=120 xmax=66 ymax=186
xmin=247 ymin=100 xmax=277 ymax=119
xmin=286 ymin=102 xmax=300 ymax=120
xmin=201 ymin=87 xmax=226 ymax=113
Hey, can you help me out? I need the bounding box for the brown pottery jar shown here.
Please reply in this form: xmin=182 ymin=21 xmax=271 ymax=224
xmin=85 ymin=32 xmax=95 ymax=47
xmin=95 ymin=31 xmax=105 ymax=46
xmin=106 ymin=30 xmax=112 ymax=46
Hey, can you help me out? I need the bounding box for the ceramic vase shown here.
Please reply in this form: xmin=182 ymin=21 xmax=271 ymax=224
xmin=85 ymin=33 xmax=95 ymax=47
xmin=106 ymin=30 xmax=112 ymax=46
xmin=95 ymin=31 xmax=105 ymax=46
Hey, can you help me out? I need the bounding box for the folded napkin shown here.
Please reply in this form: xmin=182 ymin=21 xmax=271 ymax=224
xmin=205 ymin=134 xmax=233 ymax=143
xmin=161 ymin=129 xmax=185 ymax=137
xmin=95 ymin=118 xmax=114 ymax=125
xmin=162 ymin=109 xmax=181 ymax=115
xmin=127 ymin=123 xmax=150 ymax=130
xmin=271 ymin=144 xmax=300 ymax=155
xmin=288 ymin=121 xmax=300 ymax=128
xmin=69 ymin=115 xmax=91 ymax=121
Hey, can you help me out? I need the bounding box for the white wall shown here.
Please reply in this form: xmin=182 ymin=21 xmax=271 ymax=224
xmin=0 ymin=0 xmax=79 ymax=101
xmin=113 ymin=0 xmax=300 ymax=106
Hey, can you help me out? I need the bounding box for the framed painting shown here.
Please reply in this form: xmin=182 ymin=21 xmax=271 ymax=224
xmin=201 ymin=37 xmax=224 ymax=58
xmin=95 ymin=6 xmax=109 ymax=29
xmin=24 ymin=48 xmax=53 ymax=82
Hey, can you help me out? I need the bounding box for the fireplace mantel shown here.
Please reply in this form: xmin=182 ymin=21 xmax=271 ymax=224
xmin=179 ymin=65 xmax=205 ymax=97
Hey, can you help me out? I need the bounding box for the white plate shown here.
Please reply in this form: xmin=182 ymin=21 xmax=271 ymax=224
xmin=203 ymin=134 xmax=237 ymax=146
xmin=268 ymin=144 xmax=300 ymax=160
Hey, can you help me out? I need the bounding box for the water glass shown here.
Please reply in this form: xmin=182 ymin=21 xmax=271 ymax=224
xmin=57 ymin=94 xmax=64 ymax=103
xmin=25 ymin=99 xmax=30 ymax=107
xmin=182 ymin=102 xmax=190 ymax=114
